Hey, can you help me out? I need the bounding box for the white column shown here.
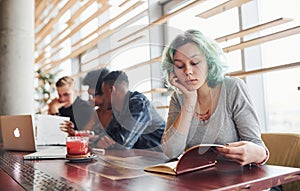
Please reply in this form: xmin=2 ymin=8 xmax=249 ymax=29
xmin=0 ymin=0 xmax=35 ymax=115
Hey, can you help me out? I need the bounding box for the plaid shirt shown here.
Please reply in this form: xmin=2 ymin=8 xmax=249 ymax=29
xmin=104 ymin=91 xmax=165 ymax=151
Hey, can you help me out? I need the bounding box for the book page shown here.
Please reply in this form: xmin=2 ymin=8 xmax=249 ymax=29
xmin=158 ymin=161 xmax=177 ymax=169
xmin=144 ymin=161 xmax=178 ymax=175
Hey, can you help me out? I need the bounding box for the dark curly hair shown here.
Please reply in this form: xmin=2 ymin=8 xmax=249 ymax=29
xmin=82 ymin=68 xmax=109 ymax=95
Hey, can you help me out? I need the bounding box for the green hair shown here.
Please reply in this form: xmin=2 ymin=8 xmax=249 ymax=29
xmin=162 ymin=29 xmax=228 ymax=89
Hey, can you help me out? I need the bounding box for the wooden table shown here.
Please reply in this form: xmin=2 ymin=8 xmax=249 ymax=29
xmin=0 ymin=148 xmax=300 ymax=191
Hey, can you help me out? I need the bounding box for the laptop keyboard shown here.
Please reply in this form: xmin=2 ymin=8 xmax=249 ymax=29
xmin=0 ymin=151 xmax=84 ymax=191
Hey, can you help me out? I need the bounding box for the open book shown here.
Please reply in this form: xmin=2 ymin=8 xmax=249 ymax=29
xmin=144 ymin=144 xmax=225 ymax=175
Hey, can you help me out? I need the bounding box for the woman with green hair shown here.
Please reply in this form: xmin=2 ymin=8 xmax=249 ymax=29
xmin=161 ymin=29 xmax=269 ymax=166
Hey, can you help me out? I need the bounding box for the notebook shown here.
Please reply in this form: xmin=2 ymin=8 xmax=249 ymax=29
xmin=1 ymin=114 xmax=37 ymax=151
xmin=35 ymin=114 xmax=69 ymax=146
xmin=144 ymin=144 xmax=225 ymax=175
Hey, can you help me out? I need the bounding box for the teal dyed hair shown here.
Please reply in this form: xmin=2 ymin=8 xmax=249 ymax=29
xmin=162 ymin=29 xmax=228 ymax=88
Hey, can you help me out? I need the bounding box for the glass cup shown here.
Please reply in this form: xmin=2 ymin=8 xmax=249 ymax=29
xmin=74 ymin=130 xmax=95 ymax=137
xmin=66 ymin=136 xmax=89 ymax=156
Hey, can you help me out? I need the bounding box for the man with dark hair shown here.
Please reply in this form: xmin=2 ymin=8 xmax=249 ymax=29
xmin=94 ymin=71 xmax=166 ymax=151
xmin=82 ymin=68 xmax=110 ymax=109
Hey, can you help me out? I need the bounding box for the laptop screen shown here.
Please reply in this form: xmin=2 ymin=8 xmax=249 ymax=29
xmin=0 ymin=114 xmax=37 ymax=151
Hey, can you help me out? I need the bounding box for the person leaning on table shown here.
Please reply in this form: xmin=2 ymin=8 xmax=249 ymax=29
xmin=48 ymin=76 xmax=94 ymax=131
xmin=81 ymin=68 xmax=112 ymax=131
xmin=161 ymin=29 xmax=269 ymax=166
xmin=82 ymin=68 xmax=110 ymax=111
xmin=93 ymin=70 xmax=166 ymax=151
xmin=59 ymin=68 xmax=111 ymax=136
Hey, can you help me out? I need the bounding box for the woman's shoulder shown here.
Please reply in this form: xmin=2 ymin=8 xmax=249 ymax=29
xmin=223 ymin=76 xmax=246 ymax=91
xmin=224 ymin=76 xmax=244 ymax=85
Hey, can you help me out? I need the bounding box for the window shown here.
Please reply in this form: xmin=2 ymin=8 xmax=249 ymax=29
xmin=163 ymin=0 xmax=300 ymax=133
xmin=78 ymin=0 xmax=151 ymax=96
xmin=166 ymin=0 xmax=243 ymax=74
xmin=258 ymin=0 xmax=300 ymax=133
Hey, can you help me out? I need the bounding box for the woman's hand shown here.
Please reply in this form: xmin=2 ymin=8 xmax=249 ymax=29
xmin=169 ymin=72 xmax=197 ymax=101
xmin=216 ymin=141 xmax=267 ymax=166
xmin=60 ymin=120 xmax=75 ymax=136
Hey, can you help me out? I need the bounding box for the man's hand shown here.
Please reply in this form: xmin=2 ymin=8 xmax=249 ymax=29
xmin=96 ymin=135 xmax=115 ymax=149
xmin=60 ymin=120 xmax=75 ymax=136
xmin=48 ymin=98 xmax=66 ymax=115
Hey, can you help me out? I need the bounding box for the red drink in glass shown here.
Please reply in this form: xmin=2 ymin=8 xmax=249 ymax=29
xmin=66 ymin=137 xmax=89 ymax=155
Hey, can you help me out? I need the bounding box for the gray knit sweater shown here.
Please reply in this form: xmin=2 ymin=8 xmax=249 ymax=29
xmin=161 ymin=76 xmax=266 ymax=158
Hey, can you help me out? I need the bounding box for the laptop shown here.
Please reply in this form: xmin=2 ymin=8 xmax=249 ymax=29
xmin=35 ymin=114 xmax=69 ymax=146
xmin=1 ymin=114 xmax=37 ymax=152
xmin=23 ymin=146 xmax=67 ymax=160
xmin=0 ymin=114 xmax=68 ymax=160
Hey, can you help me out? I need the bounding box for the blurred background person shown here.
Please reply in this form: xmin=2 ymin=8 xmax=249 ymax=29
xmin=48 ymin=76 xmax=94 ymax=131
xmin=82 ymin=68 xmax=110 ymax=110
xmin=60 ymin=68 xmax=112 ymax=137
xmin=93 ymin=71 xmax=166 ymax=151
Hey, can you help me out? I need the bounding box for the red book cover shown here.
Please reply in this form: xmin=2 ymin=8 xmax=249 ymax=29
xmin=144 ymin=144 xmax=225 ymax=175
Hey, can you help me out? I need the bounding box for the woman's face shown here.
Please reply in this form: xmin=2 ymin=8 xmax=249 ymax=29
xmin=173 ymin=42 xmax=208 ymax=91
